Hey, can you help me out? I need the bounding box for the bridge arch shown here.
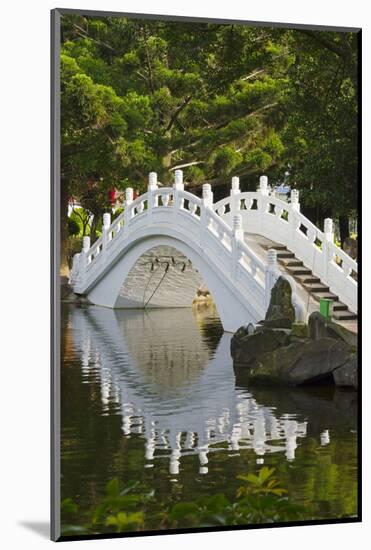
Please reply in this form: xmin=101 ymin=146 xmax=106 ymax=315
xmin=87 ymin=231 xmax=261 ymax=333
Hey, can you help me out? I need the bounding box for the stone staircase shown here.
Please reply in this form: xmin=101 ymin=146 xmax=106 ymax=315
xmin=263 ymin=244 xmax=357 ymax=321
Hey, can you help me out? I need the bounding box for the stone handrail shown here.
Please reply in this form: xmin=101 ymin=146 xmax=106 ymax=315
xmin=213 ymin=176 xmax=357 ymax=313
xmin=71 ymin=171 xmax=270 ymax=320
xmin=71 ymin=171 xmax=357 ymax=316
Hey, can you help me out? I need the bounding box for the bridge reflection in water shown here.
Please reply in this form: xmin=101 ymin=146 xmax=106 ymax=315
xmin=69 ymin=305 xmax=355 ymax=476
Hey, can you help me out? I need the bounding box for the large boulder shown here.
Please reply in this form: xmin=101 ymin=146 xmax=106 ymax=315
xmin=243 ymin=337 xmax=353 ymax=386
xmin=231 ymin=298 xmax=357 ymax=389
xmin=308 ymin=311 xmax=357 ymax=348
xmin=264 ymin=276 xmax=295 ymax=328
xmin=231 ymin=328 xmax=290 ymax=367
xmin=333 ymin=355 xmax=358 ymax=389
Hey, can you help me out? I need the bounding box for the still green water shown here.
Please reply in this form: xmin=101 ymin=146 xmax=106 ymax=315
xmin=61 ymin=303 xmax=358 ymax=532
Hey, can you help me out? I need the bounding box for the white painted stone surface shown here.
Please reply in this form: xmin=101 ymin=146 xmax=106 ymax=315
xmin=116 ymin=245 xmax=202 ymax=308
xmin=70 ymin=172 xmax=358 ymax=331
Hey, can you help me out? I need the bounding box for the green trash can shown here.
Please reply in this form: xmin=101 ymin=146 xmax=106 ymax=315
xmin=320 ymin=298 xmax=333 ymax=319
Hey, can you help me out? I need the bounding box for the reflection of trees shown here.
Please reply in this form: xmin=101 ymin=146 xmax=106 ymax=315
xmin=241 ymin=386 xmax=357 ymax=436
xmin=61 ymin=304 xmax=358 ymax=526
xmin=61 ymin=306 xmax=124 ymax=511
xmin=240 ymin=385 xmax=358 ymax=518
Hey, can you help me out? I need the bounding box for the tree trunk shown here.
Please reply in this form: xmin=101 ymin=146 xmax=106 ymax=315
xmin=339 ymin=215 xmax=350 ymax=249
xmin=90 ymin=212 xmax=102 ymax=243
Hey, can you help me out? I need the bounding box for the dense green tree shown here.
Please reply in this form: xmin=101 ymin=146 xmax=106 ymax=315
xmin=279 ymin=30 xmax=358 ymax=244
xmin=59 ymin=15 xmax=358 ymax=270
xmin=60 ymin=15 xmax=292 ymax=269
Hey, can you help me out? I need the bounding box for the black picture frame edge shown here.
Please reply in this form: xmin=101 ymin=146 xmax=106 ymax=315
xmin=356 ymin=27 xmax=362 ymax=529
xmin=51 ymin=7 xmax=61 ymax=543
xmin=53 ymin=7 xmax=361 ymax=33
xmin=50 ymin=7 xmax=362 ymax=543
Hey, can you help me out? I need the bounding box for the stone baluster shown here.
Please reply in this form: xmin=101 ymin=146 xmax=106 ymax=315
xmin=287 ymin=188 xmax=300 ymax=252
xmin=79 ymin=235 xmax=91 ymax=285
xmin=202 ymin=182 xmax=213 ymax=207
xmin=124 ymin=187 xmax=134 ymax=235
xmin=173 ymin=169 xmax=184 ymax=210
xmin=257 ymin=175 xmax=269 ymax=234
xmin=174 ymin=169 xmax=184 ymax=190
xmin=265 ymin=248 xmax=279 ymax=310
xmin=324 ymin=217 xmax=334 ymax=242
xmin=290 ymin=189 xmax=300 ymax=212
xmin=232 ymin=214 xmax=243 ymax=280
xmin=230 ymin=176 xmax=240 ymax=217
xmin=82 ymin=235 xmax=90 ymax=253
xmin=322 ymin=217 xmax=334 ymax=280
xmin=200 ymin=183 xmax=213 ymax=249
xmin=102 ymin=212 xmax=111 ymax=253
xmin=258 ymin=175 xmax=269 ymax=196
xmin=148 ymin=171 xmax=158 ymax=208
xmin=233 ymin=214 xmax=243 ymax=241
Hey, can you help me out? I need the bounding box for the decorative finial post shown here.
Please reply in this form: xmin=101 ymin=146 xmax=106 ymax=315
xmin=148 ymin=171 xmax=158 ymax=209
xmin=125 ymin=187 xmax=133 ymax=205
xmin=173 ymin=169 xmax=184 ymax=190
xmin=231 ymin=176 xmax=240 ymax=194
xmin=202 ymin=183 xmax=213 ymax=207
xmin=80 ymin=236 xmax=91 ymax=278
xmin=290 ymin=189 xmax=300 ymax=212
xmin=324 ymin=218 xmax=334 ymax=242
xmin=233 ymin=214 xmax=243 ymax=241
xmin=173 ymin=169 xmax=184 ymax=210
xmin=124 ymin=187 xmax=134 ymax=231
xmin=267 ymin=248 xmax=277 ymax=267
xmin=322 ymin=217 xmax=334 ymax=281
xmin=265 ymin=248 xmax=279 ymax=310
xmin=82 ymin=236 xmax=90 ymax=253
xmin=231 ymin=214 xmax=244 ymax=279
xmin=103 ymin=212 xmax=111 ymax=229
xmin=102 ymin=213 xmax=111 ymax=251
xmin=230 ymin=176 xmax=241 ymax=216
xmin=148 ymin=171 xmax=158 ymax=190
xmin=259 ymin=175 xmax=269 ymax=196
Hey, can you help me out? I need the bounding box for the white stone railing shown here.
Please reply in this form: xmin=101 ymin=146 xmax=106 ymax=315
xmin=70 ymin=170 xmax=357 ymax=316
xmin=71 ymin=171 xmax=272 ymax=320
xmin=213 ymin=175 xmax=357 ymax=313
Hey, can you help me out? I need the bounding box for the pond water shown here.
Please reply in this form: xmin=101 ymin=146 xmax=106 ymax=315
xmin=61 ymin=303 xmax=358 ymax=533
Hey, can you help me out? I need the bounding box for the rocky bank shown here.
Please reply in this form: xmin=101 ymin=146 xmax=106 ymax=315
xmin=231 ymin=277 xmax=358 ymax=390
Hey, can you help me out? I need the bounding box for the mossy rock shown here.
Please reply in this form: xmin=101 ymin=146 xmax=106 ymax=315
xmin=264 ymin=277 xmax=295 ymax=328
xmin=291 ymin=322 xmax=309 ymax=338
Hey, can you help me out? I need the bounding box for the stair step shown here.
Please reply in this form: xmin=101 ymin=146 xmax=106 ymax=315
xmin=272 ymin=245 xmax=287 ymax=251
xmin=332 ymin=311 xmax=357 ymax=321
xmin=276 ymin=251 xmax=295 ymax=259
xmin=332 ymin=302 xmax=348 ymax=312
xmin=261 ymin=243 xmax=287 ymax=251
xmin=303 ymin=283 xmax=330 ymax=293
xmin=257 ymin=242 xmax=357 ymax=323
xmin=279 ymin=258 xmax=303 ymax=267
xmin=312 ymin=292 xmax=339 ymax=302
xmin=295 ymin=274 xmax=321 ymax=284
xmin=286 ymin=266 xmax=312 ymax=276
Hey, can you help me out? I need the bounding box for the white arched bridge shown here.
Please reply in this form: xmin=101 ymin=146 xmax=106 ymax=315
xmin=70 ymin=170 xmax=357 ymax=333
